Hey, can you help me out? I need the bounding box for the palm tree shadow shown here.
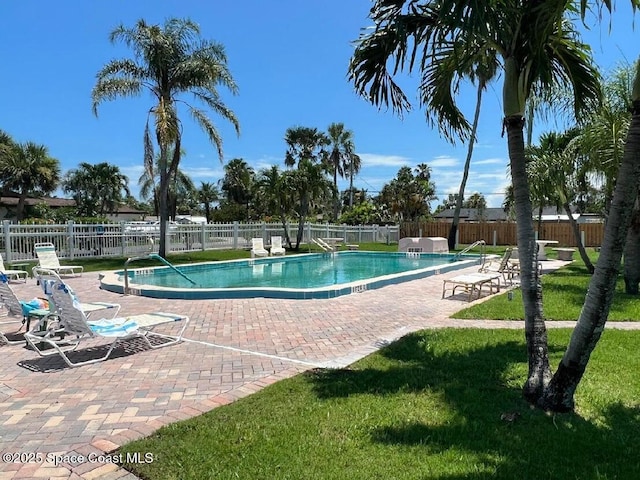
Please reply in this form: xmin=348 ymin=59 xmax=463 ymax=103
xmin=306 ymin=331 xmax=640 ymax=479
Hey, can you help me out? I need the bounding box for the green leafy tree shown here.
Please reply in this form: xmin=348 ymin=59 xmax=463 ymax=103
xmin=92 ymin=17 xmax=239 ymax=257
xmin=379 ymin=165 xmax=436 ymax=221
xmin=0 ymin=141 xmax=61 ymax=221
xmin=63 ymin=162 xmax=130 ymax=217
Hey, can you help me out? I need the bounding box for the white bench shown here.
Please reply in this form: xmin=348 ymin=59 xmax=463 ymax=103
xmin=552 ymin=248 xmax=576 ymax=261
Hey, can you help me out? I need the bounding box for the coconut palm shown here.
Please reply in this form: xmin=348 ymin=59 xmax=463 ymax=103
xmin=92 ymin=17 xmax=239 ymax=257
xmin=0 ymin=141 xmax=61 ymax=220
xmin=63 ymin=162 xmax=130 ymax=217
xmin=541 ymin=60 xmax=640 ymax=410
xmin=256 ymin=166 xmax=294 ymax=247
xmin=284 ymin=126 xmax=332 ymax=249
xmin=198 ymin=182 xmax=219 ymax=223
xmin=220 ymin=158 xmax=255 ymax=221
xmin=526 ymin=129 xmax=595 ymax=272
xmin=445 ymin=49 xmax=500 ymax=249
xmin=349 ymin=0 xmax=602 ymax=409
xmin=326 ymin=122 xmax=357 ymax=219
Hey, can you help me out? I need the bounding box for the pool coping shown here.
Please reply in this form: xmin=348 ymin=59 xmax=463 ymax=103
xmin=99 ymin=251 xmax=484 ymax=300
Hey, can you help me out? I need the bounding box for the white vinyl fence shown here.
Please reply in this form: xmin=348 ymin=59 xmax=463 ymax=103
xmin=1 ymin=220 xmax=399 ymax=263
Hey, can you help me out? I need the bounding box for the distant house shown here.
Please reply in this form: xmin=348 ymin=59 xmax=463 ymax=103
xmin=0 ymin=194 xmax=147 ymax=222
xmin=434 ymin=206 xmax=604 ymax=224
xmin=434 ymin=207 xmax=509 ymax=222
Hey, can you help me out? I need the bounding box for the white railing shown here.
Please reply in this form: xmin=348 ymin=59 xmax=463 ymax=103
xmin=0 ymin=220 xmax=399 ymax=262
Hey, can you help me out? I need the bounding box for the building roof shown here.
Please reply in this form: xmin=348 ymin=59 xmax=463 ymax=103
xmin=434 ymin=208 xmax=509 ymax=222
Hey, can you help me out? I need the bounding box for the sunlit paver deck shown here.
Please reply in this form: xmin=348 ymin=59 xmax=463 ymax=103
xmin=1 ymin=259 xmax=634 ymax=479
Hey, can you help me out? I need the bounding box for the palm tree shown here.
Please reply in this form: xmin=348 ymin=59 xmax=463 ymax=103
xmin=220 ymin=158 xmax=255 ymax=221
xmin=257 ymin=166 xmax=294 ymax=247
xmin=284 ymin=126 xmax=332 ymax=249
xmin=198 ymin=182 xmax=219 ymax=223
xmin=447 ymin=49 xmax=499 ymax=250
xmin=526 ymin=129 xmax=595 ymax=273
xmin=63 ymin=162 xmax=130 ymax=217
xmin=92 ymin=18 xmax=239 ymax=257
xmin=541 ymin=59 xmax=640 ymax=410
xmin=348 ymin=0 xmax=601 ymax=409
xmin=0 ymin=141 xmax=61 ymax=220
xmin=326 ymin=123 xmax=356 ymax=220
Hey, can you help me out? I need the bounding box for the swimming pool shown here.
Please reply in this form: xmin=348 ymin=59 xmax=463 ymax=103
xmin=99 ymin=251 xmax=481 ymax=300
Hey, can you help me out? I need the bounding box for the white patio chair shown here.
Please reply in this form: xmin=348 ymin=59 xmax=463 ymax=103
xmin=32 ymin=267 xmax=121 ymax=319
xmin=0 ymin=273 xmax=50 ymax=344
xmin=0 ymin=255 xmax=28 ymax=282
xmin=251 ymin=238 xmax=269 ymax=258
xmin=34 ymin=242 xmax=83 ymax=277
xmin=270 ymin=236 xmax=286 ymax=256
xmin=25 ymin=280 xmax=189 ymax=368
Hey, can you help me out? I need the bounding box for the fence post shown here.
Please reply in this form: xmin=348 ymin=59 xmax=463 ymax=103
xmin=3 ymin=220 xmax=11 ymax=263
xmin=120 ymin=222 xmax=126 ymax=257
xmin=580 ymin=230 xmax=585 ymax=248
xmin=201 ymin=223 xmax=206 ymax=251
xmin=262 ymin=222 xmax=267 ymax=241
xmin=67 ymin=220 xmax=75 ymax=260
xmin=233 ymin=221 xmax=239 ymax=249
xmin=455 ymin=229 xmax=459 ymax=249
xmin=493 ymin=230 xmax=497 ymax=247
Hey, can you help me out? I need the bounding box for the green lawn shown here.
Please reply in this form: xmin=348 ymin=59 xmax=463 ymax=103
xmin=454 ymin=250 xmax=640 ymax=322
xmin=119 ymin=328 xmax=640 ymax=479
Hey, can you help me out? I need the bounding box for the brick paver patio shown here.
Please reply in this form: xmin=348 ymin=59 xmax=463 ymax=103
xmin=1 ymin=260 xmax=637 ymax=479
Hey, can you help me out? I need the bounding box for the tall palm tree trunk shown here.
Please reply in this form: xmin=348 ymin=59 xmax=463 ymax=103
xmin=505 ymin=113 xmax=552 ymax=403
xmin=623 ymin=198 xmax=640 ymax=293
xmin=563 ymin=202 xmax=594 ymax=273
xmin=448 ymin=84 xmax=483 ymax=250
xmin=540 ymin=97 xmax=640 ymax=412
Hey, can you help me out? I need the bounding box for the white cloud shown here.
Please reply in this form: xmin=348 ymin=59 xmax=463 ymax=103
xmin=358 ymin=153 xmax=411 ymax=167
xmin=474 ymin=158 xmax=504 ymax=165
xmin=428 ymin=155 xmax=459 ymax=168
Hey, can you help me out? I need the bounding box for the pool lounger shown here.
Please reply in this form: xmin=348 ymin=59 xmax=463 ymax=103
xmin=442 ymin=273 xmax=501 ymax=302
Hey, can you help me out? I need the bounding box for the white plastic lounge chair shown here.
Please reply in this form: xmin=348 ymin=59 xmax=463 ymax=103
xmin=478 ymin=248 xmax=516 ymax=286
xmin=270 ymin=236 xmax=286 ymax=256
xmin=251 ymin=238 xmax=269 ymax=258
xmin=0 ymin=273 xmax=50 ymax=344
xmin=25 ymin=280 xmax=189 ymax=368
xmin=32 ymin=267 xmax=120 ymax=319
xmin=34 ymin=242 xmax=83 ymax=277
xmin=0 ymin=255 xmax=28 ymax=282
xmin=508 ymin=247 xmax=543 ymax=276
xmin=442 ymin=273 xmax=501 ymax=301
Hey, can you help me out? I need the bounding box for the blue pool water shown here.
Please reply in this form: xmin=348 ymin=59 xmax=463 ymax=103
xmin=100 ymin=251 xmax=481 ymax=300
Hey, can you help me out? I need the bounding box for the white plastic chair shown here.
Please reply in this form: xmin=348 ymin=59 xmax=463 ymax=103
xmin=270 ymin=236 xmax=286 ymax=256
xmin=251 ymin=238 xmax=269 ymax=258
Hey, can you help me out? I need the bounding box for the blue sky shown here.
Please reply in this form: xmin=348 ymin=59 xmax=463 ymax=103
xmin=0 ymin=1 xmax=638 ymax=209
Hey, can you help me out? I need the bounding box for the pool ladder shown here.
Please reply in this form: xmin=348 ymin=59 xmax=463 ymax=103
xmin=312 ymin=238 xmax=334 ymax=252
xmin=123 ymin=253 xmax=196 ymax=295
xmin=454 ymin=240 xmax=486 ymax=264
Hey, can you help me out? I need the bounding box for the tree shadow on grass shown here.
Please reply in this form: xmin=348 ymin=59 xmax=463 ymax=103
xmin=306 ymin=330 xmax=640 ymax=479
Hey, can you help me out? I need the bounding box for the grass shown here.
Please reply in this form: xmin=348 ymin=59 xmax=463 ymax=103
xmin=455 ymin=249 xmax=640 ymax=322
xmin=119 ymin=328 xmax=640 ymax=480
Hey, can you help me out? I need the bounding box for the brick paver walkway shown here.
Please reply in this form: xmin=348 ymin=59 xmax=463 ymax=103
xmin=1 ymin=260 xmax=637 ymax=479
